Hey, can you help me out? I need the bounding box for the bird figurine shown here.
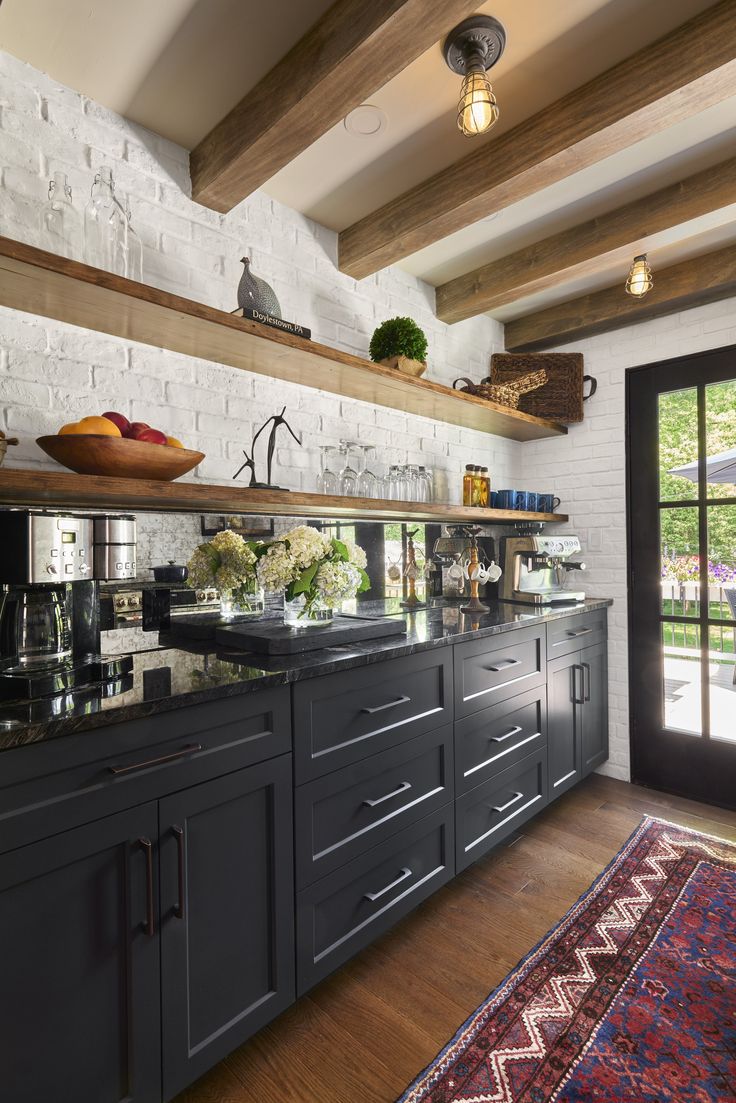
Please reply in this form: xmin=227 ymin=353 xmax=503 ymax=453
xmin=237 ymin=256 xmax=282 ymax=318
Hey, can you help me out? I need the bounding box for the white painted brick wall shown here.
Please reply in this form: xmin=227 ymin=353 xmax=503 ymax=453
xmin=520 ymin=299 xmax=736 ymax=781
xmin=0 ymin=49 xmax=517 ymax=499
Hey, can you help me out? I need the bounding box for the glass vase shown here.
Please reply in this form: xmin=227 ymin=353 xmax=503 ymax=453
xmin=40 ymin=172 xmax=83 ymax=260
xmin=283 ymin=593 xmax=334 ymax=628
xmin=220 ymin=584 xmax=265 ymax=620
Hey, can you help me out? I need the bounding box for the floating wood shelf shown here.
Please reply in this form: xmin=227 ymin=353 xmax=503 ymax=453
xmin=0 ymin=468 xmax=569 ymax=525
xmin=0 ymin=237 xmax=566 ymax=442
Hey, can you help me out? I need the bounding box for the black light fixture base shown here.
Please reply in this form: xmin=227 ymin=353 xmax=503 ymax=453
xmin=443 ymin=15 xmax=506 ymax=74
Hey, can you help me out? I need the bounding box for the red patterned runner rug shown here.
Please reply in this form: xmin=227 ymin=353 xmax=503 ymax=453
xmin=397 ymin=816 xmax=736 ymax=1103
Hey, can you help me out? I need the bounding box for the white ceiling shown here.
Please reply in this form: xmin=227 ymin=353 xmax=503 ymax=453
xmin=1 ymin=0 xmax=733 ymax=320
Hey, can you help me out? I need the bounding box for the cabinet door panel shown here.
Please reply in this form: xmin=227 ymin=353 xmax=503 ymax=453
xmin=454 ymin=625 xmax=546 ymax=718
xmin=547 ymin=653 xmax=583 ymax=801
xmin=581 ymin=642 xmax=609 ymax=775
xmin=160 ymin=755 xmax=294 ymax=1101
xmin=0 ymin=805 xmax=160 ymax=1103
xmin=455 ymin=686 xmax=547 ymax=794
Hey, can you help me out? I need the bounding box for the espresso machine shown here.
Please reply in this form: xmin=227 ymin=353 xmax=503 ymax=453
xmin=498 ymin=532 xmax=586 ymax=605
xmin=0 ymin=510 xmax=134 ymax=701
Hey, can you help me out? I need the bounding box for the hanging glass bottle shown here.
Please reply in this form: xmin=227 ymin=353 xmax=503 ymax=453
xmin=123 ymin=201 xmax=143 ymax=282
xmin=40 ymin=172 xmax=82 ymax=260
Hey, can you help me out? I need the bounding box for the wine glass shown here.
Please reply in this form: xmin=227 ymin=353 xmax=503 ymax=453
xmin=317 ymin=446 xmax=339 ymax=494
xmin=357 ymin=445 xmax=377 ymax=497
xmin=338 ymin=441 xmax=360 ymax=496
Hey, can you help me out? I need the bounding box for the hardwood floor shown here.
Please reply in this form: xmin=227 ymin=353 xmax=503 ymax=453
xmin=173 ymin=775 xmax=736 ymax=1103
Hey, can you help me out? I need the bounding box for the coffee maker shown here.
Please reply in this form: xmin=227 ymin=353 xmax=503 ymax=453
xmin=498 ymin=532 xmax=586 ymax=605
xmin=0 ymin=510 xmax=133 ymax=700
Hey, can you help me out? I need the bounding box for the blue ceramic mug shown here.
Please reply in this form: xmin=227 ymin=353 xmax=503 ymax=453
xmin=525 ymin=492 xmax=538 ymax=512
xmin=494 ymin=489 xmax=516 ymax=509
xmin=538 ymin=493 xmax=561 ymax=513
xmin=513 ymin=491 xmax=531 ymax=511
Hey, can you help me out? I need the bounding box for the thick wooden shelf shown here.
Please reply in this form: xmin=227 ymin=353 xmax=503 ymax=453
xmin=0 ymin=468 xmax=568 ymax=525
xmin=0 ymin=237 xmax=566 ymax=442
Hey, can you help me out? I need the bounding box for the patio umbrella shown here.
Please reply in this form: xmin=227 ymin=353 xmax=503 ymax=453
xmin=668 ymin=446 xmax=736 ymax=484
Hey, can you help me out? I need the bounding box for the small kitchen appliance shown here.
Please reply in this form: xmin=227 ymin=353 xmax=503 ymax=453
xmin=0 ymin=510 xmax=132 ymax=700
xmin=93 ymin=514 xmax=137 ymax=580
xmin=498 ymin=532 xmax=586 ymax=605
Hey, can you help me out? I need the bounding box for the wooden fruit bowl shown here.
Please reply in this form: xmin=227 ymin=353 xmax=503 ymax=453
xmin=37 ymin=435 xmax=205 ymax=481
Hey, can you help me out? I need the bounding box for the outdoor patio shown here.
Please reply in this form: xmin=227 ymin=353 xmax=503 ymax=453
xmin=664 ymin=651 xmax=736 ymax=742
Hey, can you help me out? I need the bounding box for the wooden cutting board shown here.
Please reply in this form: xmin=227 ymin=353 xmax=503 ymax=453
xmin=215 ymin=615 xmax=407 ymax=654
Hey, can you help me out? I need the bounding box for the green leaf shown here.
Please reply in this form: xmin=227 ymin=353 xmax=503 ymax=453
xmin=357 ymin=567 xmax=371 ymax=593
xmin=331 ymin=539 xmax=349 ymax=561
xmin=292 ymin=561 xmax=320 ymax=596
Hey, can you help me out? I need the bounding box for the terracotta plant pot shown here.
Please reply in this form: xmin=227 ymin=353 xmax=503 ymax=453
xmin=379 ymin=355 xmax=427 ymax=378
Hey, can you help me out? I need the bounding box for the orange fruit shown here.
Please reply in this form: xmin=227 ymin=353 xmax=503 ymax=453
xmin=58 ymin=422 xmax=84 ymax=435
xmin=166 ymin=436 xmax=185 ymax=448
xmin=58 ymin=416 xmax=123 ymax=437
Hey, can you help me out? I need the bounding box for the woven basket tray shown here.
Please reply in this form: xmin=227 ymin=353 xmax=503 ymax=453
xmin=490 ymin=353 xmax=596 ymax=423
xmin=453 ymin=369 xmax=547 ymax=410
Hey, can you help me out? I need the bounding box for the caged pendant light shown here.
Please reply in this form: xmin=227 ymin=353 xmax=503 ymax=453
xmin=626 ymin=254 xmax=654 ymax=297
xmin=443 ymin=14 xmax=505 ymax=137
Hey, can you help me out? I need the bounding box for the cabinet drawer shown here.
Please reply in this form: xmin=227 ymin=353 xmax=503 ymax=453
xmin=455 ymin=686 xmax=546 ymax=794
xmin=456 ymin=748 xmax=548 ymax=872
xmin=454 ymin=626 xmax=546 ymax=719
xmin=293 ymin=650 xmax=452 ymax=783
xmin=546 ymin=608 xmax=607 ymax=659
xmin=296 ymin=805 xmax=454 ymax=992
xmin=0 ymin=687 xmax=292 ymax=854
xmin=295 ymin=725 xmax=453 ymax=888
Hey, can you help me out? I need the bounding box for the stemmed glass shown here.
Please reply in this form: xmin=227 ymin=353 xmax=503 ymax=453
xmin=357 ymin=445 xmax=377 ymax=497
xmin=317 ymin=445 xmax=339 ymax=494
xmin=338 ymin=441 xmax=360 ymax=496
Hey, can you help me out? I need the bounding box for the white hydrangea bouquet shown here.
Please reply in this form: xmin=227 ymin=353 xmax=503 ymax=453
xmin=256 ymin=524 xmax=370 ymax=626
xmin=187 ymin=529 xmax=264 ymax=617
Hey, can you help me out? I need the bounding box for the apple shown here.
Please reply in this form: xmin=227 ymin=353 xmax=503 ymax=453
xmin=101 ymin=411 xmax=130 ymax=436
xmin=127 ymin=422 xmax=152 ymax=440
xmin=137 ymin=427 xmax=167 ymax=446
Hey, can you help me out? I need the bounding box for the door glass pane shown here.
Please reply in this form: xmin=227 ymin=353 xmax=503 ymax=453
xmin=660 ymin=506 xmax=701 ymax=616
xmin=658 ymin=388 xmax=698 ymax=501
xmin=662 ymin=623 xmax=701 ymax=736
xmin=705 ymin=378 xmax=736 ymax=499
xmin=707 ymin=504 xmax=736 ymax=619
xmin=709 ymin=625 xmax=736 ymax=743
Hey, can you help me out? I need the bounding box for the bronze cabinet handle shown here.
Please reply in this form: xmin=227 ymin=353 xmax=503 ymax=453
xmin=485 ymin=658 xmax=522 ymax=672
xmin=137 ymin=837 xmax=155 ymax=937
xmin=362 ymin=780 xmax=412 ymax=808
xmin=364 ymin=866 xmax=412 ymax=902
xmin=491 ymin=791 xmax=524 ymax=813
xmin=361 ymin=695 xmax=411 ymax=715
xmin=108 ymin=742 xmax=203 ymax=776
xmin=172 ymin=825 xmax=185 ymax=920
xmin=491 ymin=724 xmax=522 ymax=744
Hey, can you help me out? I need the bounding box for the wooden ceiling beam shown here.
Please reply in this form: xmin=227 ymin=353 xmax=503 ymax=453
xmin=503 ymin=243 xmax=736 ymax=352
xmin=338 ymin=0 xmax=736 ymax=279
xmin=436 ymin=157 xmax=736 ymax=324
xmin=190 ymin=0 xmax=481 ymax=212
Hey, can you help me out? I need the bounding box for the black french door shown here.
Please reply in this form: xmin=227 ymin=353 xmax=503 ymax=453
xmin=628 ymin=344 xmax=736 ymax=809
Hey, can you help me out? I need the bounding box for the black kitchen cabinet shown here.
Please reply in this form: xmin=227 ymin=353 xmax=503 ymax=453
xmin=547 ymin=641 xmax=608 ymax=801
xmin=159 ymin=756 xmax=295 ymax=1101
xmin=0 ymin=804 xmax=161 ymax=1103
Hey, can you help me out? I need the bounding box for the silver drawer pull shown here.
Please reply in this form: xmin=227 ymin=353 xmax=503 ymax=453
xmin=363 ymin=780 xmax=412 ymax=808
xmin=361 ymin=694 xmax=411 ymax=715
xmin=491 ymin=725 xmax=523 ymax=744
xmin=486 ymin=658 xmax=522 ymax=672
xmin=491 ymin=791 xmax=524 ymax=813
xmin=566 ymin=628 xmax=593 ymax=638
xmin=364 ymin=866 xmax=413 ymax=902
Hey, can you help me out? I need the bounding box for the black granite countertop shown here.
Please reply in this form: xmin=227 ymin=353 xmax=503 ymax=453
xmin=0 ymin=598 xmax=612 ymax=750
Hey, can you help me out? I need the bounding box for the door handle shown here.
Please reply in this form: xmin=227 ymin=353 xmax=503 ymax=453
xmin=137 ymin=837 xmax=155 ymax=937
xmin=582 ymin=662 xmax=591 ymax=703
xmin=491 ymin=725 xmax=522 ymax=744
xmin=172 ymin=825 xmax=185 ymax=920
xmin=491 ymin=791 xmax=524 ymax=813
xmin=363 ymin=780 xmax=412 ymax=808
xmin=364 ymin=866 xmax=413 ymax=902
xmin=566 ymin=628 xmax=593 ymax=638
xmin=108 ymin=742 xmax=202 ymax=776
xmin=361 ymin=694 xmax=411 ymax=715
xmin=485 ymin=658 xmax=522 ymax=672
xmin=572 ymin=664 xmax=585 ymax=705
